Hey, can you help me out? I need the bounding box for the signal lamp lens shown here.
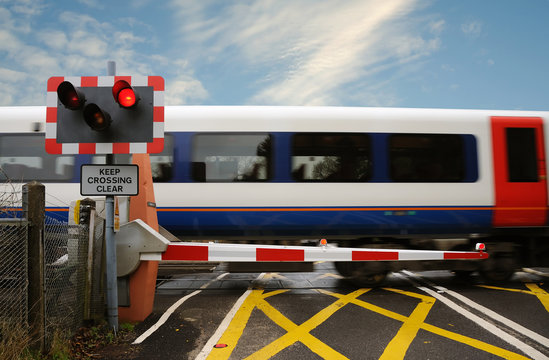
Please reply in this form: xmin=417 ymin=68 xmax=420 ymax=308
xmin=57 ymin=81 xmax=85 ymax=110
xmin=83 ymin=103 xmax=112 ymax=131
xmin=112 ymin=80 xmax=139 ymax=108
xmin=118 ymin=88 xmax=137 ymax=108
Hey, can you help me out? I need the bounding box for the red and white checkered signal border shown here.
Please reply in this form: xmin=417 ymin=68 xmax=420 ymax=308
xmin=141 ymin=242 xmax=489 ymax=263
xmin=45 ymin=76 xmax=165 ymax=154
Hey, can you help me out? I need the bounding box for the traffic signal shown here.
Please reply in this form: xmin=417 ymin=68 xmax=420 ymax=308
xmin=83 ymin=103 xmax=112 ymax=131
xmin=112 ymin=80 xmax=138 ymax=108
xmin=57 ymin=81 xmax=85 ymax=110
xmin=46 ymin=76 xmax=164 ymax=154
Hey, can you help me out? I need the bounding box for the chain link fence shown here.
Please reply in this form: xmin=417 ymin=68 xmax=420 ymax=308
xmin=0 ymin=220 xmax=29 ymax=329
xmin=44 ymin=216 xmax=89 ymax=349
xmin=0 ymin=182 xmax=106 ymax=353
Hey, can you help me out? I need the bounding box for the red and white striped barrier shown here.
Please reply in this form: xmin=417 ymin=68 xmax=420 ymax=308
xmin=140 ymin=241 xmax=488 ymax=263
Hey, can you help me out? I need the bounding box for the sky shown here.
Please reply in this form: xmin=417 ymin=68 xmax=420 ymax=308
xmin=1 ymin=0 xmax=549 ymax=110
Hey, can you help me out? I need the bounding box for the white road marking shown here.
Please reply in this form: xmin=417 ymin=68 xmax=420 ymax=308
xmin=522 ymin=268 xmax=549 ymax=279
xmin=195 ymin=272 xmax=267 ymax=360
xmin=132 ymin=272 xmax=229 ymax=345
xmin=398 ymin=271 xmax=549 ymax=360
xmin=402 ymin=270 xmax=549 ymax=348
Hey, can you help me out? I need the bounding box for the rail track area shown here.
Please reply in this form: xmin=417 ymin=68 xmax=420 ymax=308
xmin=131 ymin=264 xmax=549 ymax=360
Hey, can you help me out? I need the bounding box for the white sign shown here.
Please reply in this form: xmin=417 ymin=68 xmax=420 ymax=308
xmin=81 ymin=165 xmax=139 ymax=196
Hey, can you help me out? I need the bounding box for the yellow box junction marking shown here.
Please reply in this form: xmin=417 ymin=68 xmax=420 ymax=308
xmin=208 ymin=287 xmax=531 ymax=360
xmin=478 ymin=283 xmax=549 ymax=313
xmin=321 ymin=288 xmax=530 ymax=360
xmin=379 ymin=288 xmax=435 ymax=359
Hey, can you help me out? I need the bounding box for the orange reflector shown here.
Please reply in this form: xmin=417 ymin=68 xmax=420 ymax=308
xmin=320 ymin=238 xmax=328 ymax=246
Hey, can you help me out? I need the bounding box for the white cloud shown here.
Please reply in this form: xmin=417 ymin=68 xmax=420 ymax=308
xmin=429 ymin=19 xmax=445 ymax=35
xmin=165 ymin=77 xmax=208 ymax=105
xmin=0 ymin=5 xmax=208 ymax=105
xmin=164 ymin=59 xmax=208 ymax=105
xmin=69 ymin=31 xmax=109 ymax=57
xmin=170 ymin=0 xmax=438 ymax=105
xmin=0 ymin=67 xmax=27 ymax=82
xmin=77 ymin=0 xmax=104 ymax=10
xmin=461 ymin=21 xmax=482 ymax=38
xmin=10 ymin=0 xmax=45 ymax=18
xmin=37 ymin=30 xmax=68 ymax=50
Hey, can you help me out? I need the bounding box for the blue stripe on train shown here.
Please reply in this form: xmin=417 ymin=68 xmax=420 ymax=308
xmin=157 ymin=207 xmax=493 ymax=238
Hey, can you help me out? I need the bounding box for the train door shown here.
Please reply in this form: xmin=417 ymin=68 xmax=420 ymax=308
xmin=491 ymin=116 xmax=548 ymax=226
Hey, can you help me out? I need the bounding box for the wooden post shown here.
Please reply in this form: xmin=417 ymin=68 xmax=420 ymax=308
xmin=78 ymin=198 xmax=97 ymax=321
xmin=23 ymin=181 xmax=45 ymax=352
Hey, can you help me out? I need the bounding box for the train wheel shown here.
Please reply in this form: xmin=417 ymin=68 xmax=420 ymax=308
xmin=334 ymin=261 xmax=354 ymax=277
xmin=334 ymin=261 xmax=387 ymax=286
xmin=479 ymin=252 xmax=516 ymax=283
xmin=351 ymin=268 xmax=388 ymax=287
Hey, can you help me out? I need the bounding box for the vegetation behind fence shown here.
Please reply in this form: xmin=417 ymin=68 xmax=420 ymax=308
xmin=0 ymin=182 xmax=105 ymax=355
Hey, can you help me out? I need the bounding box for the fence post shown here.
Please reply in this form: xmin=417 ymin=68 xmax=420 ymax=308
xmin=78 ymin=198 xmax=97 ymax=320
xmin=23 ymin=181 xmax=45 ymax=352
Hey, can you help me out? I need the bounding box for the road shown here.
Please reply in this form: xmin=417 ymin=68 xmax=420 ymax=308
xmin=129 ymin=264 xmax=549 ymax=360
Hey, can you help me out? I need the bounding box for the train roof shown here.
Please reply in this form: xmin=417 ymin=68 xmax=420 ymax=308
xmin=1 ymin=105 xmax=549 ymax=133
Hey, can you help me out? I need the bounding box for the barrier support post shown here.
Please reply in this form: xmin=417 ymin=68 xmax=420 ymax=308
xmin=118 ymin=154 xmax=159 ymax=322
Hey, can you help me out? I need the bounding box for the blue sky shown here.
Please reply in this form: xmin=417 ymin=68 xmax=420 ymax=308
xmin=1 ymin=0 xmax=548 ymax=110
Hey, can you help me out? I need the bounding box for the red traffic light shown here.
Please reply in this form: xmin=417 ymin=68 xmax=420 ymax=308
xmin=112 ymin=80 xmax=138 ymax=108
xmin=57 ymin=81 xmax=85 ymax=110
xmin=83 ymin=103 xmax=112 ymax=131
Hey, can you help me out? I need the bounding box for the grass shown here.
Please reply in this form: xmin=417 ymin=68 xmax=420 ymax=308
xmin=0 ymin=320 xmax=33 ymax=360
xmin=0 ymin=321 xmax=137 ymax=360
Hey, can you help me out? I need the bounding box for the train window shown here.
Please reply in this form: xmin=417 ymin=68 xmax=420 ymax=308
xmin=506 ymin=128 xmax=538 ymax=182
xmin=150 ymin=134 xmax=174 ymax=182
xmin=389 ymin=134 xmax=465 ymax=182
xmin=291 ymin=133 xmax=371 ymax=182
xmin=192 ymin=134 xmax=272 ymax=182
xmin=0 ymin=134 xmax=75 ymax=182
xmin=92 ymin=134 xmax=174 ymax=182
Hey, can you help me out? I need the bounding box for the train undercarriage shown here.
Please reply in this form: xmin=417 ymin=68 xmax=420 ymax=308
xmin=331 ymin=233 xmax=549 ymax=285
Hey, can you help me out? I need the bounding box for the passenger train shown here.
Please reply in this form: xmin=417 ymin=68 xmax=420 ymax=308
xmin=1 ymin=106 xmax=548 ymax=283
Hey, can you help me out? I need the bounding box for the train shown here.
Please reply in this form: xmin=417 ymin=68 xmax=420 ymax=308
xmin=1 ymin=105 xmax=548 ymax=284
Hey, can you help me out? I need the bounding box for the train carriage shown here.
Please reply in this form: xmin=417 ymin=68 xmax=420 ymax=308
xmin=1 ymin=106 xmax=548 ymax=283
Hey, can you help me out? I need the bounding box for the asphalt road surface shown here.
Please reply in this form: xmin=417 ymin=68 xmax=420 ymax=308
xmin=128 ymin=263 xmax=549 ymax=360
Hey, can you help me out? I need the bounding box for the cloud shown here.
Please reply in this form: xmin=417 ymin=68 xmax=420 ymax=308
xmin=170 ymin=0 xmax=438 ymax=105
xmin=0 ymin=67 xmax=27 ymax=82
xmin=0 ymin=4 xmax=207 ymax=106
xmin=10 ymin=0 xmax=45 ymax=17
xmin=164 ymin=59 xmax=208 ymax=105
xmin=37 ymin=30 xmax=68 ymax=50
xmin=77 ymin=0 xmax=104 ymax=9
xmin=1 ymin=0 xmax=436 ymax=107
xmin=429 ymin=19 xmax=445 ymax=35
xmin=461 ymin=21 xmax=482 ymax=38
xmin=166 ymin=77 xmax=208 ymax=105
